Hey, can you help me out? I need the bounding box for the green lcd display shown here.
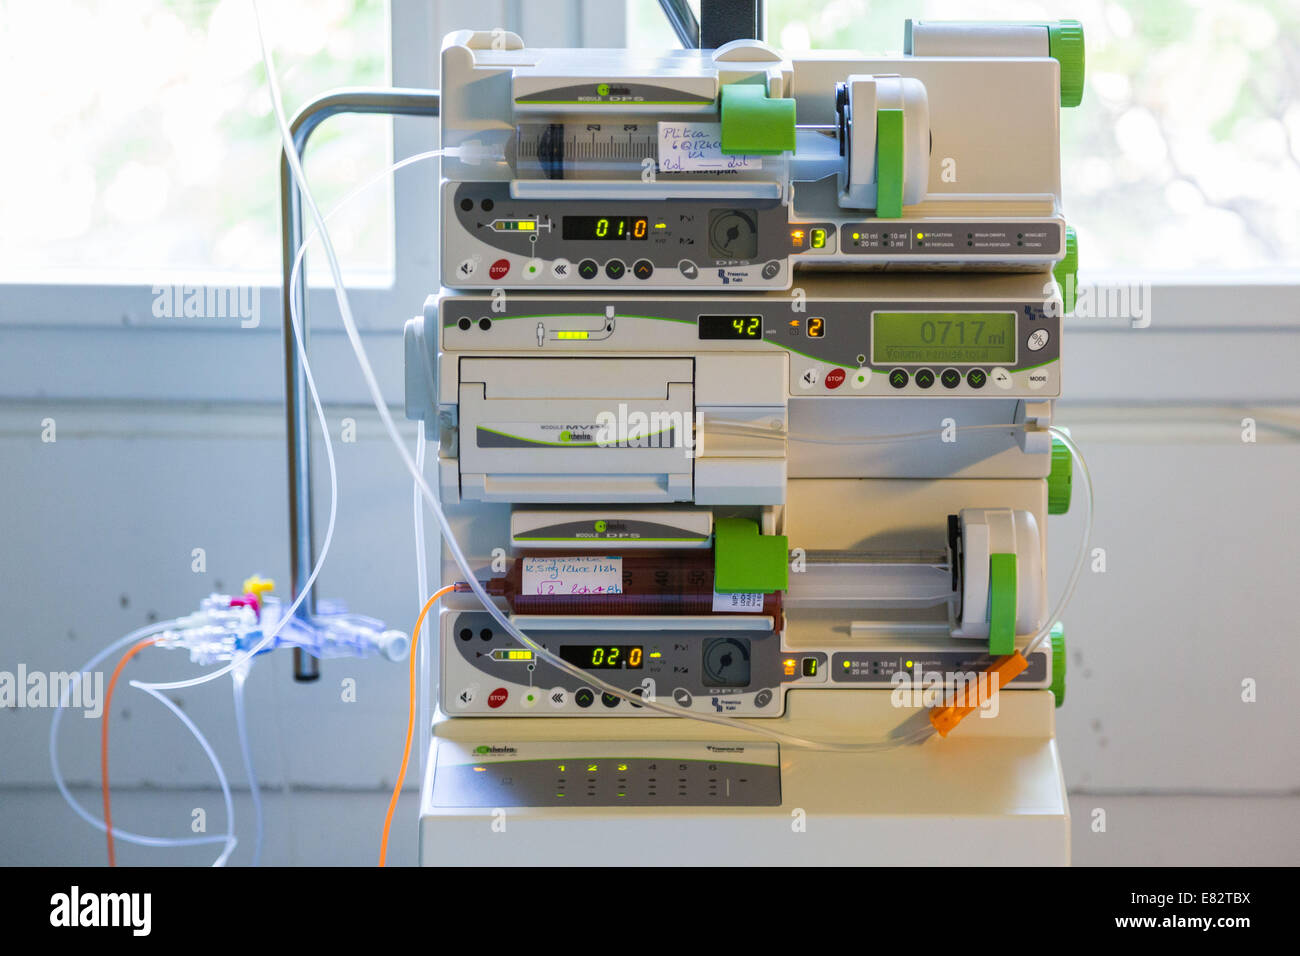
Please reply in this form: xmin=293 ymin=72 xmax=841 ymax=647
xmin=871 ymin=312 xmax=1017 ymax=365
xmin=699 ymin=315 xmax=764 ymax=340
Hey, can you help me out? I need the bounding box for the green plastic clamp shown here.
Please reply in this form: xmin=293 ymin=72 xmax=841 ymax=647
xmin=875 ymin=108 xmax=905 ymax=219
xmin=1053 ymin=226 xmax=1079 ymax=315
xmin=719 ymin=83 xmax=796 ymax=155
xmin=988 ymin=552 xmax=1017 ymax=655
xmin=1050 ymin=621 xmax=1067 ymax=707
xmin=713 ymin=517 xmax=789 ymax=593
xmin=1048 ymin=20 xmax=1086 ymax=108
xmin=1047 ymin=435 xmax=1073 ymax=515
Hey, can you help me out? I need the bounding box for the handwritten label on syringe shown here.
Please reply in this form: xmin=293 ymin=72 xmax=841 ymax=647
xmin=657 ymin=122 xmax=762 ymax=172
xmin=522 ymin=556 xmax=623 ymax=596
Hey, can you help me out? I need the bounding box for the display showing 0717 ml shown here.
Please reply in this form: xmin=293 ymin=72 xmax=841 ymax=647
xmin=871 ymin=311 xmax=1017 ymax=365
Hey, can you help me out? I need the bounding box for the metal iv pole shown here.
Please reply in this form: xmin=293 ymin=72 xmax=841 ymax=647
xmin=277 ymin=2 xmax=763 ymax=682
xmin=278 ymin=89 xmax=440 ymax=681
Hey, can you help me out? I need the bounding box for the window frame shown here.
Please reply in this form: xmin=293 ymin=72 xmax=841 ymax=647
xmin=0 ymin=2 xmax=1294 ymax=360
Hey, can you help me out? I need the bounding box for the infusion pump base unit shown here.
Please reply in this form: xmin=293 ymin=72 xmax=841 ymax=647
xmin=418 ymin=691 xmax=1069 ymax=866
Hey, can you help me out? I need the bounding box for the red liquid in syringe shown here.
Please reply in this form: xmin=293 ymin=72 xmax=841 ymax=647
xmin=459 ymin=552 xmax=782 ymax=617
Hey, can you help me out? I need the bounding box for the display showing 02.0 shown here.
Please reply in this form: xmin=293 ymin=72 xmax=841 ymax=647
xmin=558 ymin=645 xmax=644 ymax=669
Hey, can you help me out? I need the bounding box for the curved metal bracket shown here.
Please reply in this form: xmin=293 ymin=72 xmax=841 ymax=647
xmin=279 ymin=88 xmax=440 ymax=680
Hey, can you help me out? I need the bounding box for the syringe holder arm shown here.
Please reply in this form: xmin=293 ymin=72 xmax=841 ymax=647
xmin=404 ymin=311 xmax=440 ymax=440
xmin=1014 ymin=400 xmax=1054 ymax=456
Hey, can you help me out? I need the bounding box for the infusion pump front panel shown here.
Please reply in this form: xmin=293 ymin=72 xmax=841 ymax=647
xmin=441 ymin=183 xmax=1067 ymax=292
xmin=438 ymin=287 xmax=1061 ymax=399
xmin=439 ymin=611 xmax=1050 ymax=719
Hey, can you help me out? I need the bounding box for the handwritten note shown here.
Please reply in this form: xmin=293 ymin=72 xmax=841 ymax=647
xmin=521 ymin=556 xmax=623 ymax=596
xmin=657 ymin=122 xmax=762 ymax=173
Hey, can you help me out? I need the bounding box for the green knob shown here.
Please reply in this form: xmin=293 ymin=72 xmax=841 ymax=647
xmin=1047 ymin=435 xmax=1072 ymax=515
xmin=1052 ymin=226 xmax=1078 ymax=315
xmin=1050 ymin=622 xmax=1066 ymax=708
xmin=1048 ymin=20 xmax=1085 ymax=108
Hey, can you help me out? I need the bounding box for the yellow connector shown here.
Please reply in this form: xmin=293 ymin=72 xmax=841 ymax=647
xmin=241 ymin=574 xmax=275 ymax=597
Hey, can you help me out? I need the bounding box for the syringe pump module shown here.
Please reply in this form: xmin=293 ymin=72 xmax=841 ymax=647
xmin=438 ymin=20 xmax=1082 ymax=290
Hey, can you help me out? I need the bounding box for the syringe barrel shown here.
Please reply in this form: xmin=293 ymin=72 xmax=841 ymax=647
xmin=783 ymin=555 xmax=955 ymax=609
xmin=512 ymin=122 xmax=787 ymax=182
xmin=493 ymin=551 xmax=782 ymax=617
xmin=513 ymin=122 xmax=654 ymax=180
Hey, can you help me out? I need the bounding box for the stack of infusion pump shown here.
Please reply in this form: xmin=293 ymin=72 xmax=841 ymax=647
xmin=408 ymin=18 xmax=1084 ymax=865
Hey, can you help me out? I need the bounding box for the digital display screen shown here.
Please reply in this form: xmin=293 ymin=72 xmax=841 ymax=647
xmin=699 ymin=315 xmax=764 ymax=340
xmin=562 ymin=216 xmax=648 ymax=241
xmin=558 ymin=645 xmax=643 ymax=669
xmin=872 ymin=312 xmax=1016 ymax=365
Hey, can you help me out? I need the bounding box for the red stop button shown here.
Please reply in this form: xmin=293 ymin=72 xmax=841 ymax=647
xmin=488 ymin=259 xmax=510 ymax=280
xmin=487 ymin=687 xmax=509 ymax=708
xmin=825 ymin=368 xmax=847 ymax=389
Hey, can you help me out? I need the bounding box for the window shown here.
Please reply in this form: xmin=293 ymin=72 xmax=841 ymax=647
xmin=0 ymin=0 xmax=392 ymax=284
